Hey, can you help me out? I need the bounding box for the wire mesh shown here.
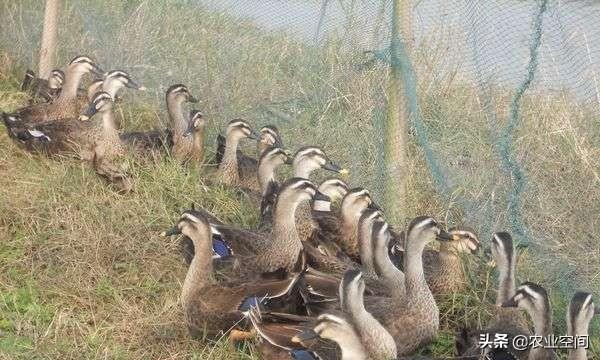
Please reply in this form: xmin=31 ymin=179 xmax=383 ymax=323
xmin=1 ymin=0 xmax=599 ymax=342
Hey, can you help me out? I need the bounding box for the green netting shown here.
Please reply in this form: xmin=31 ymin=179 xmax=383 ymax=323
xmin=1 ymin=0 xmax=599 ymax=351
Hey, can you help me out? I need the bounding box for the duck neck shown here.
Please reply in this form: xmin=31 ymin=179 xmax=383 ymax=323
xmin=167 ymin=97 xmax=187 ymax=137
xmin=529 ymin=307 xmax=554 ymax=359
xmin=347 ymin=290 xmax=398 ymax=360
xmin=181 ymin=232 xmax=213 ymax=309
xmin=59 ymin=67 xmax=85 ymax=102
xmin=271 ymin=196 xmax=304 ymax=260
xmin=258 ymin=161 xmax=279 ymax=195
xmin=373 ymin=238 xmax=404 ymax=298
xmin=437 ymin=243 xmax=464 ymax=279
xmin=341 ymin=208 xmax=361 ymax=241
xmin=87 ymin=82 xmax=103 ymax=101
xmin=532 ymin=305 xmax=553 ymax=338
xmin=312 ymin=199 xmax=331 ymax=212
xmin=336 ymin=333 xmax=368 ymax=360
xmin=99 ymin=109 xmax=118 ymax=136
xmin=495 ymin=257 xmax=516 ymax=307
xmin=102 ymin=80 xmax=125 ymax=99
xmin=404 ymin=238 xmax=429 ymax=297
xmin=192 ymin=126 xmax=205 ymax=161
xmin=219 ymin=134 xmax=241 ymax=182
xmin=567 ymin=319 xmax=589 ymax=360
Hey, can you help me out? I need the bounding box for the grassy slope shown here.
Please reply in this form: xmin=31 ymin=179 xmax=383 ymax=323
xmin=0 ymin=0 xmax=599 ymax=359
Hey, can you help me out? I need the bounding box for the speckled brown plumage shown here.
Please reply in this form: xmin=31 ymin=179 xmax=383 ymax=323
xmin=196 ymin=178 xmax=318 ymax=282
xmin=5 ymin=92 xmax=132 ymax=193
xmin=456 ymin=232 xmax=531 ymax=360
xmin=21 ymin=69 xmax=63 ymax=104
xmin=170 ymin=210 xmax=303 ymax=338
xmin=249 ymin=311 xmax=339 ymax=360
xmin=14 ymin=56 xmax=103 ymax=125
xmin=215 ymin=120 xmax=262 ymax=190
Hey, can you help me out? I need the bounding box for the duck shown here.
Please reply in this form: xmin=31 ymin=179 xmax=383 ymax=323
xmin=77 ymin=69 xmax=145 ymax=129
xmin=21 ymin=68 xmax=64 ymax=103
xmin=4 ymin=92 xmax=132 ymax=192
xmin=455 ymin=232 xmax=530 ymax=360
xmin=302 ymin=207 xmax=407 ymax=302
xmin=116 ymin=84 xmax=200 ymax=160
xmin=162 ymin=84 xmax=202 ymax=163
xmin=215 ymin=119 xmax=262 ymax=189
xmin=308 ymin=178 xmax=351 ymax=239
xmin=257 ymin=146 xmax=294 ymax=229
xmin=9 ymin=56 xmax=104 ymax=125
xmin=121 ymin=109 xmax=205 ymax=160
xmin=167 ymin=178 xmax=318 ymax=281
xmin=214 ymin=124 xmax=284 ymax=167
xmin=365 ymin=217 xmax=450 ymax=355
xmin=248 ymin=270 xmax=398 ymax=360
xmin=301 ymin=216 xmax=449 ymax=355
xmin=567 ymin=292 xmax=598 ymax=360
xmin=308 ymin=187 xmax=379 ymax=263
xmin=502 ymin=282 xmax=557 ymax=360
xmin=162 ymin=210 xmax=303 ymax=339
xmin=392 ymin=227 xmax=480 ymax=295
xmin=261 ymin=147 xmax=345 ymax=231
xmin=300 ymin=191 xmax=393 ymax=289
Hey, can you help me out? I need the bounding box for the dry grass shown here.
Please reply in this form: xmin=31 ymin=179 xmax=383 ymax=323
xmin=0 ymin=0 xmax=599 ymax=359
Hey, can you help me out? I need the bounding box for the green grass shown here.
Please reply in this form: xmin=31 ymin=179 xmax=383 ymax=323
xmin=0 ymin=0 xmax=599 ymax=359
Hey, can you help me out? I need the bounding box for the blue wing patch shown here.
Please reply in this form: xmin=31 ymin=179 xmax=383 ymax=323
xmin=290 ymin=349 xmax=319 ymax=360
xmin=238 ymin=296 xmax=266 ymax=312
xmin=212 ymin=236 xmax=232 ymax=258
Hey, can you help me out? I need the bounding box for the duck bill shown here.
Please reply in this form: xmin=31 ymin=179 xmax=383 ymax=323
xmin=160 ymin=226 xmax=181 ymax=237
xmin=248 ymin=129 xmax=261 ymax=141
xmin=92 ymin=64 xmax=105 ymax=77
xmin=322 ymin=160 xmax=343 ymax=173
xmin=79 ymin=103 xmax=98 ymax=121
xmin=483 ymin=247 xmax=492 ymax=260
xmin=284 ymin=155 xmax=294 ymax=165
xmin=595 ymin=306 xmax=600 ymax=316
xmin=313 ymin=190 xmax=330 ymax=202
xmin=126 ymin=78 xmax=145 ymax=91
xmin=188 ymin=95 xmax=199 ymax=103
xmin=436 ymin=230 xmax=462 ymax=242
xmin=501 ymin=297 xmax=518 ymax=308
xmin=368 ymin=201 xmax=381 ymax=211
xmin=291 ymin=329 xmax=319 ymax=343
xmin=273 ymin=137 xmax=284 ymax=149
xmin=183 ymin=125 xmax=194 ymax=137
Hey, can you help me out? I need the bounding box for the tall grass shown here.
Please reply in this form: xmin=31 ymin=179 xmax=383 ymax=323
xmin=0 ymin=0 xmax=598 ymax=358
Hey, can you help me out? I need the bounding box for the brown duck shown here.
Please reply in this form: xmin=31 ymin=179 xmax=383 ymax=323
xmin=163 ymin=210 xmax=302 ymax=338
xmin=215 ymin=119 xmax=262 ymax=189
xmin=455 ymin=232 xmax=530 ymax=360
xmin=21 ymin=69 xmax=64 ymax=103
xmin=3 ymin=92 xmax=132 ymax=192
xmin=11 ymin=56 xmax=103 ymax=124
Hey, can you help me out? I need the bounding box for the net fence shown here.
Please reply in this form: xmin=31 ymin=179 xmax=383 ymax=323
xmin=1 ymin=0 xmax=599 ymax=336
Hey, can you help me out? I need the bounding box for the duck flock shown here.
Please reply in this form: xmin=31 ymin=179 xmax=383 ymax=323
xmin=2 ymin=56 xmax=597 ymax=360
